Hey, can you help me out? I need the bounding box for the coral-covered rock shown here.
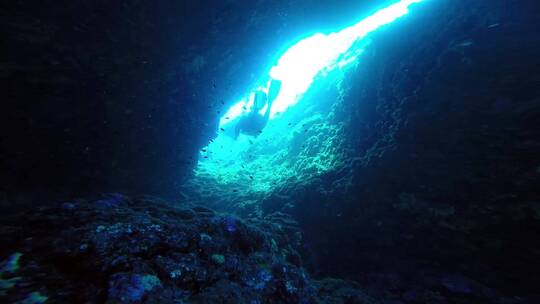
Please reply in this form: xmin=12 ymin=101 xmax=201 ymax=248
xmin=0 ymin=194 xmax=376 ymax=303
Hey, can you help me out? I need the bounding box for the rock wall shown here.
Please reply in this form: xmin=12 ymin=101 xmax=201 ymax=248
xmin=282 ymin=0 xmax=540 ymax=301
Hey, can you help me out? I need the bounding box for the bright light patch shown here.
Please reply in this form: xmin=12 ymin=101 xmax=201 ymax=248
xmin=219 ymin=98 xmax=248 ymax=127
xmin=220 ymin=0 xmax=424 ymax=124
xmin=186 ymin=0 xmax=428 ymax=204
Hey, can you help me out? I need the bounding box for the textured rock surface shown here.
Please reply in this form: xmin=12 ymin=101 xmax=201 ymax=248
xmin=0 ymin=194 xmax=375 ymax=303
xmin=263 ymin=1 xmax=540 ymax=303
xmin=1 ymin=0 xmax=539 ymax=303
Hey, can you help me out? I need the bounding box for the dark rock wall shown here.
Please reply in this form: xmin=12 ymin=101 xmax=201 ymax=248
xmin=290 ymin=0 xmax=540 ymax=298
xmin=1 ymin=1 xmax=216 ymax=199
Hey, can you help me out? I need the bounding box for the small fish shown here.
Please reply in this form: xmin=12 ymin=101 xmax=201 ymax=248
xmin=249 ymin=140 xmax=253 ymax=144
xmin=233 ymin=189 xmax=238 ymax=192
xmin=204 ymin=156 xmax=208 ymax=158
xmin=456 ymin=39 xmax=473 ymax=47
xmin=217 ymin=110 xmax=221 ymax=114
xmin=258 ymin=130 xmax=262 ymax=134
xmin=242 ymin=106 xmax=247 ymax=110
xmin=249 ymin=176 xmax=254 ymax=180
xmin=225 ymin=117 xmax=230 ymax=119
xmin=488 ymin=23 xmax=499 ymax=29
xmin=288 ymin=123 xmax=292 ymax=126
xmin=221 ymin=100 xmax=224 ymax=105
xmin=201 ymin=149 xmax=207 ymax=152
xmin=220 ymin=128 xmax=225 ymax=131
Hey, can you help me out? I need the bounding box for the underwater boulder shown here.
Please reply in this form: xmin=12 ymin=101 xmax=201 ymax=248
xmin=0 ymin=194 xmax=378 ymax=303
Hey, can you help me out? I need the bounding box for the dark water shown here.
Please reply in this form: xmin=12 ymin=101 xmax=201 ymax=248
xmin=1 ymin=0 xmax=539 ymax=303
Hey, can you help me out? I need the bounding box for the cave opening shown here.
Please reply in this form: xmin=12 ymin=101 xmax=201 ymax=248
xmin=183 ymin=0 xmax=428 ymax=210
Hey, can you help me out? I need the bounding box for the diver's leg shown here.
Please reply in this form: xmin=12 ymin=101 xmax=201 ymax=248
xmin=234 ymin=123 xmax=241 ymax=140
xmin=268 ymin=79 xmax=282 ymax=102
xmin=263 ymin=81 xmax=281 ymax=120
xmin=263 ymin=99 xmax=273 ymax=121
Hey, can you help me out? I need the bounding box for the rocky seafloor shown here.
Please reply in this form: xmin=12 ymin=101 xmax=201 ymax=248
xmin=0 ymin=194 xmax=377 ymax=303
xmin=2 ymin=193 xmax=532 ymax=303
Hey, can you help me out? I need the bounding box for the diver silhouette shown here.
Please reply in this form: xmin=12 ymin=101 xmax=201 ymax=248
xmin=234 ymin=79 xmax=281 ymax=139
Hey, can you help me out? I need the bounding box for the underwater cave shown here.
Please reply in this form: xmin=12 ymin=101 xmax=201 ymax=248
xmin=1 ymin=0 xmax=540 ymax=303
xmin=187 ymin=0 xmax=426 ymax=211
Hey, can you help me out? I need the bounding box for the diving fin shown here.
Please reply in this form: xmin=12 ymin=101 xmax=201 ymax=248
xmin=267 ymin=79 xmax=282 ymax=103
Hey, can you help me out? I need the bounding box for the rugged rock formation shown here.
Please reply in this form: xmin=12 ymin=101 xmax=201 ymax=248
xmin=275 ymin=1 xmax=540 ymax=302
xmin=0 ymin=194 xmax=376 ymax=303
xmin=1 ymin=0 xmax=539 ymax=303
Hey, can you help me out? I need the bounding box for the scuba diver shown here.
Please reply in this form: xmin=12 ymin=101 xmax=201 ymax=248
xmin=234 ymin=79 xmax=282 ymax=139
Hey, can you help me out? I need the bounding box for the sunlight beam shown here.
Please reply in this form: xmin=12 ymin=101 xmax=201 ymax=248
xmin=220 ymin=0 xmax=425 ymax=126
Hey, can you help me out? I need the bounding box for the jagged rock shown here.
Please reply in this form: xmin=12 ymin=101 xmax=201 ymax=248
xmin=0 ymin=195 xmax=376 ymax=303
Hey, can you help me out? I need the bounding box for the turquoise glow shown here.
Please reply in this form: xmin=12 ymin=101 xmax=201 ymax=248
xmin=187 ymin=0 xmax=428 ymax=203
xmin=220 ymin=0 xmax=424 ymax=125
